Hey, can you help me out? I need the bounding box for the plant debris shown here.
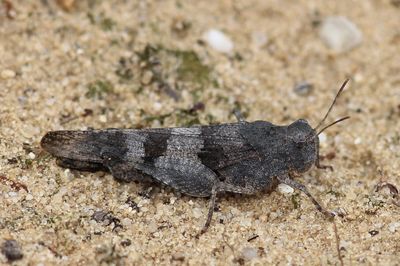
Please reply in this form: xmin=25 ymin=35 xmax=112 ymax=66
xmin=247 ymin=234 xmax=259 ymax=242
xmin=87 ymin=12 xmax=116 ymax=31
xmin=86 ymin=80 xmax=114 ymax=99
xmin=375 ymin=181 xmax=399 ymax=196
xmin=59 ymin=108 xmax=94 ymax=125
xmin=38 ymin=241 xmax=62 ymax=258
xmin=333 ymin=221 xmax=344 ymax=266
xmin=291 ymin=193 xmax=301 ymax=209
xmin=368 ymin=230 xmax=379 ymax=236
xmin=91 ymin=210 xmax=123 ymax=231
xmin=0 ymin=175 xmax=29 ymax=192
xmin=96 ymin=244 xmax=126 ymax=265
xmin=116 ymin=44 xmax=212 ymax=101
xmin=374 ymin=180 xmax=400 ymax=207
xmin=120 ymin=239 xmax=131 ymax=247
xmin=57 ymin=0 xmax=75 ymax=11
xmin=125 ymin=197 xmax=140 ymax=212
xmin=364 ymin=194 xmax=385 ymax=215
xmin=171 ymin=17 xmax=191 ymax=38
xmin=2 ymin=0 xmax=16 ymax=19
xmin=138 ymin=102 xmax=205 ymax=127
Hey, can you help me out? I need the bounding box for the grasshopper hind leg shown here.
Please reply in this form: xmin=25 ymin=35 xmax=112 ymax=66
xmin=56 ymin=158 xmax=107 ymax=172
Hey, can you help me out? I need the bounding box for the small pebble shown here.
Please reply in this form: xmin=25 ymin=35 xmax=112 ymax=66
xmin=339 ymin=240 xmax=350 ymax=250
xmin=240 ymin=218 xmax=253 ymax=228
xmin=76 ymin=48 xmax=84 ymax=55
xmin=169 ymin=196 xmax=176 ymax=204
xmin=202 ymin=29 xmax=234 ymax=54
xmin=64 ymin=169 xmax=72 ymax=179
xmin=8 ymin=191 xmax=18 ymax=198
xmin=388 ymin=222 xmax=400 ymax=233
xmin=318 ymin=133 xmax=327 ymax=144
xmin=1 ymin=69 xmax=16 ymax=79
xmin=171 ymin=252 xmax=185 ymax=262
xmin=28 ymin=152 xmax=36 ymax=160
xmin=25 ymin=194 xmax=33 ymax=201
xmin=278 ymin=183 xmax=294 ymax=194
xmin=1 ymin=240 xmax=23 ymax=262
xmin=148 ymin=221 xmax=158 ymax=233
xmin=99 ymin=115 xmax=107 ymax=123
xmin=241 ymin=247 xmax=258 ymax=260
xmin=141 ymin=70 xmax=153 ymax=85
xmin=319 ymin=16 xmax=362 ymax=53
xmin=294 ymin=81 xmax=313 ymax=96
xmin=122 ymin=218 xmax=132 ymax=227
xmin=153 ymin=102 xmax=162 ymax=111
xmin=192 ymin=208 xmax=203 ymax=219
xmin=57 ymin=0 xmax=76 ymax=11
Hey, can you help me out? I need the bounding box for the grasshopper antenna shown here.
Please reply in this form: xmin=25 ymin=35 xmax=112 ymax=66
xmin=317 ymin=116 xmax=350 ymax=136
xmin=314 ymin=79 xmax=349 ymax=131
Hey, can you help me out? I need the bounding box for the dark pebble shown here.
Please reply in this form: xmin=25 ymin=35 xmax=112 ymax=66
xmin=1 ymin=240 xmax=23 ymax=262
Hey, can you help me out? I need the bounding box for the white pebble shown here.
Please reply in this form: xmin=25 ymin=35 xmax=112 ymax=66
xmin=122 ymin=218 xmax=132 ymax=227
xmin=230 ymin=207 xmax=240 ymax=216
xmin=148 ymin=221 xmax=158 ymax=233
xmin=19 ymin=175 xmax=28 ymax=182
xmin=241 ymin=247 xmax=258 ymax=260
xmin=8 ymin=191 xmax=18 ymax=197
xmin=202 ymin=29 xmax=234 ymax=54
xmin=64 ymin=169 xmax=72 ymax=179
xmin=1 ymin=69 xmax=16 ymax=79
xmin=240 ymin=218 xmax=252 ymax=228
xmin=339 ymin=240 xmax=351 ymax=249
xmin=318 ymin=133 xmax=327 ymax=144
xmin=354 ymin=137 xmax=362 ymax=145
xmin=153 ymin=102 xmax=162 ymax=111
xmin=354 ymin=72 xmax=364 ymax=82
xmin=91 ymin=193 xmax=99 ymax=201
xmin=46 ymin=97 xmax=56 ymax=106
xmin=99 ymin=115 xmax=107 ymax=123
xmin=388 ymin=222 xmax=400 ymax=233
xmin=169 ymin=196 xmax=176 ymax=204
xmin=76 ymin=48 xmax=84 ymax=55
xmin=192 ymin=207 xmax=203 ymax=219
xmin=319 ymin=16 xmax=362 ymax=53
xmin=26 ymin=194 xmax=34 ymax=201
xmin=28 ymin=152 xmax=36 ymax=160
xmin=141 ymin=70 xmax=153 ymax=85
xmin=278 ymin=183 xmax=294 ymax=194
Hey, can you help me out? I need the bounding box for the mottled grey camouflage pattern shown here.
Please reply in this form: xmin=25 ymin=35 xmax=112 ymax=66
xmin=42 ymin=79 xmax=352 ymax=233
xmin=41 ymin=118 xmax=333 ymax=233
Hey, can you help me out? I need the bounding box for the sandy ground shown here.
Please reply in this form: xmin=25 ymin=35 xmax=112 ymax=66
xmin=1 ymin=0 xmax=400 ymax=265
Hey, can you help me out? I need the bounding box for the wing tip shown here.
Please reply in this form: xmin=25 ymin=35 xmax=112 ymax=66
xmin=40 ymin=131 xmax=56 ymax=151
xmin=40 ymin=130 xmax=79 ymax=153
